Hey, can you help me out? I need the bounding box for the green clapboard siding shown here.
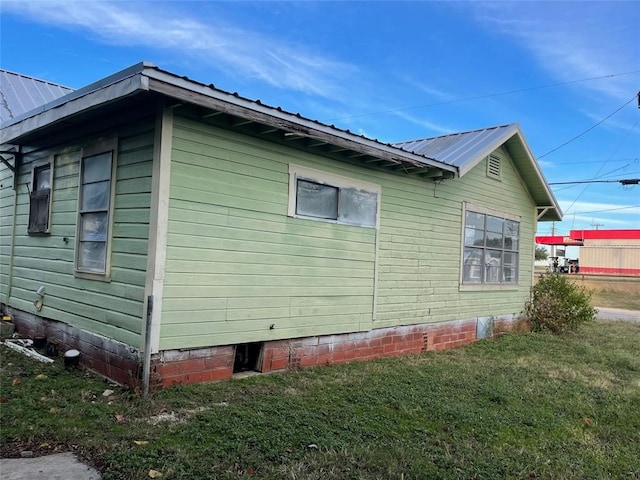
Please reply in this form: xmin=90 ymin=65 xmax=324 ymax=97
xmin=0 ymin=164 xmax=16 ymax=302
xmin=2 ymin=122 xmax=154 ymax=347
xmin=160 ymin=117 xmax=377 ymax=349
xmin=374 ymin=146 xmax=535 ymax=329
xmin=161 ymin=120 xmax=538 ymax=350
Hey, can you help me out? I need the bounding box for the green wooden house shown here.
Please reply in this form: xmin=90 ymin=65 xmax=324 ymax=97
xmin=0 ymin=63 xmax=561 ymax=389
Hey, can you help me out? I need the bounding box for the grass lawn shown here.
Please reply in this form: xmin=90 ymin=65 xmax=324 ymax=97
xmin=2 ymin=320 xmax=639 ymax=479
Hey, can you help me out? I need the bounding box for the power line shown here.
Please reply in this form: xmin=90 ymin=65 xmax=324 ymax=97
xmin=332 ymin=70 xmax=640 ymax=122
xmin=549 ymin=178 xmax=639 ymax=185
xmin=552 ymin=157 xmax=638 ymax=166
xmin=572 ymin=205 xmax=640 ymax=215
xmin=538 ymin=94 xmax=637 ymax=159
xmin=563 ymin=117 xmax=640 ymax=218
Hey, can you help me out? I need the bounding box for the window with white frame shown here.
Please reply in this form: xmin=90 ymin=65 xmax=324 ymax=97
xmin=462 ymin=207 xmax=520 ymax=285
xmin=28 ymin=162 xmax=52 ymax=234
xmin=288 ymin=165 xmax=379 ymax=228
xmin=75 ymin=140 xmax=117 ymax=279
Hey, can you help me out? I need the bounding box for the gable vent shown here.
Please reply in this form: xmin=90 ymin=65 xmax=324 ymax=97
xmin=487 ymin=154 xmax=501 ymax=179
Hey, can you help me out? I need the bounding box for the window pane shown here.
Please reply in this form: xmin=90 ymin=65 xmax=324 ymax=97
xmin=81 ymin=181 xmax=110 ymax=211
xmin=80 ymin=212 xmax=108 ymax=241
xmin=464 ymin=227 xmax=484 ymax=247
xmin=78 ymin=241 xmax=106 ymax=272
xmin=503 ymin=252 xmax=518 ymax=265
xmin=82 ymin=153 xmax=112 ymax=184
xmin=484 ymin=250 xmax=502 ymax=283
xmin=28 ymin=191 xmax=50 ymax=233
xmin=504 ymin=221 xmax=519 ymax=250
xmin=296 ymin=180 xmax=338 ymax=219
xmin=339 ymin=187 xmax=377 ymax=226
xmin=465 ymin=211 xmax=485 ymax=229
xmin=485 ymin=230 xmax=503 ymax=249
xmin=486 ymin=215 xmax=504 ymax=233
xmin=504 ymin=235 xmax=519 ymax=251
xmin=463 ymin=211 xmax=520 ymax=285
xmin=503 ymin=265 xmax=517 ymax=283
xmin=463 ymin=247 xmax=483 ymax=283
xmin=35 ymin=166 xmax=51 ymax=190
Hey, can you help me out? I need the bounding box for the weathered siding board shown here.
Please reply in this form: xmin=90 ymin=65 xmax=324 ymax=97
xmin=160 ymin=116 xmax=377 ymax=349
xmin=374 ymin=148 xmax=535 ymax=329
xmin=0 ymin=163 xmax=16 ymax=302
xmin=3 ymin=122 xmax=154 ymax=346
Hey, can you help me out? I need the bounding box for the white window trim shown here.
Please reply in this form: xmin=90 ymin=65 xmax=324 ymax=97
xmin=27 ymin=157 xmax=54 ymax=235
xmin=74 ymin=138 xmax=118 ymax=282
xmin=459 ymin=202 xmax=521 ymax=291
xmin=288 ymin=164 xmax=381 ymax=228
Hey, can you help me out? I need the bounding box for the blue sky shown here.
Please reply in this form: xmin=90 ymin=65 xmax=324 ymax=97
xmin=2 ymin=0 xmax=639 ymax=250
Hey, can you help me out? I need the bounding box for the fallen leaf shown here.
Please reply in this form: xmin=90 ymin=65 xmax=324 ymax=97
xmin=134 ymin=440 xmax=149 ymax=446
xmin=40 ymin=443 xmax=49 ymax=448
xmin=307 ymin=444 xmax=318 ymax=449
xmin=0 ymin=396 xmax=8 ymax=403
xmin=148 ymin=469 xmax=163 ymax=478
xmin=12 ymin=378 xmax=21 ymax=386
xmin=115 ymin=414 xmax=126 ymax=423
xmin=582 ymin=417 xmax=593 ymax=426
xmin=246 ymin=467 xmax=254 ymax=476
xmin=102 ymin=389 xmax=114 ymax=397
xmin=49 ymin=407 xmax=60 ymax=414
xmin=36 ymin=374 xmax=48 ymax=380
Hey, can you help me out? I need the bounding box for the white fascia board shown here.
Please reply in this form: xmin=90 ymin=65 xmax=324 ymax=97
xmin=510 ymin=125 xmax=562 ymax=219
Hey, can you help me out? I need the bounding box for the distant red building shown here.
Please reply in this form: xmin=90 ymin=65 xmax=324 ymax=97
xmin=536 ymin=229 xmax=640 ymax=276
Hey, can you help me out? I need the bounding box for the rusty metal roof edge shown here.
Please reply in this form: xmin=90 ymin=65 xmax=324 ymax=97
xmin=142 ymin=65 xmax=457 ymax=174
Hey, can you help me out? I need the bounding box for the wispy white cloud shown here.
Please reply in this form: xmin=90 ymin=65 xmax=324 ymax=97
xmin=471 ymin=2 xmax=640 ymax=101
xmin=2 ymin=0 xmax=356 ymax=98
xmin=398 ymin=76 xmax=457 ymax=102
xmin=389 ymin=111 xmax=454 ymax=137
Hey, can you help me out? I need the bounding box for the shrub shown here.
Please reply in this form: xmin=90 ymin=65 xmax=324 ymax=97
xmin=526 ymin=273 xmax=597 ymax=334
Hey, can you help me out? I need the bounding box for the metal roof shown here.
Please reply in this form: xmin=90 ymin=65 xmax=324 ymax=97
xmin=0 ymin=62 xmax=560 ymax=221
xmin=395 ymin=124 xmax=516 ymax=174
xmin=0 ymin=69 xmax=73 ymax=125
xmin=1 ymin=62 xmax=456 ymax=178
xmin=395 ymin=124 xmax=562 ymax=222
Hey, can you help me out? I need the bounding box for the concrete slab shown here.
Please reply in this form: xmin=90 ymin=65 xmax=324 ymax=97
xmin=0 ymin=453 xmax=100 ymax=480
xmin=596 ymin=307 xmax=640 ymax=322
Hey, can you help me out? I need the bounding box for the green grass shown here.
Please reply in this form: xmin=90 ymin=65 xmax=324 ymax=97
xmin=591 ymin=288 xmax=640 ymax=311
xmin=2 ymin=320 xmax=640 ymax=479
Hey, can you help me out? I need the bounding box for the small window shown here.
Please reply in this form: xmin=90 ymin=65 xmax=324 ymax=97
xmin=487 ymin=154 xmax=501 ymax=179
xmin=462 ymin=206 xmax=519 ymax=285
xmin=75 ymin=140 xmax=117 ymax=279
xmin=289 ymin=165 xmax=379 ymax=228
xmin=28 ymin=163 xmax=52 ymax=234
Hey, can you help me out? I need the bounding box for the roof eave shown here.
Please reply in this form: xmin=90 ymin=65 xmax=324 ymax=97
xmin=1 ymin=63 xmax=457 ymax=177
xmin=503 ymin=126 xmax=563 ymax=222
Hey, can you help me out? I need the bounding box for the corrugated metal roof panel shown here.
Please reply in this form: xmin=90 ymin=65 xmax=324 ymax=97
xmin=394 ymin=124 xmax=516 ymax=170
xmin=0 ymin=70 xmax=73 ymax=124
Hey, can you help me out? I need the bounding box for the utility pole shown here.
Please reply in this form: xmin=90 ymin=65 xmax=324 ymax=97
xmin=591 ymin=222 xmax=604 ymax=230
